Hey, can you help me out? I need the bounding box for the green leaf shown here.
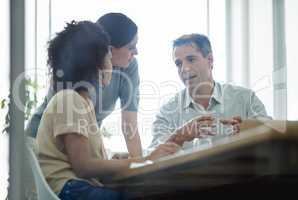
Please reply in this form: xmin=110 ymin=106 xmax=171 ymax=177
xmin=1 ymin=99 xmax=6 ymax=109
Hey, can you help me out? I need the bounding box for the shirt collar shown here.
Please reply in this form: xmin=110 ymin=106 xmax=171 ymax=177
xmin=183 ymin=82 xmax=223 ymax=109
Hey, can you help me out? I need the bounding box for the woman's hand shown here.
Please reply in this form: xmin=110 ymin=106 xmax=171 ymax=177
xmin=146 ymin=142 xmax=180 ymax=161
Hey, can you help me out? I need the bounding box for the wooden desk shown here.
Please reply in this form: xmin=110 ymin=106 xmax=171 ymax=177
xmin=104 ymin=120 xmax=298 ymax=198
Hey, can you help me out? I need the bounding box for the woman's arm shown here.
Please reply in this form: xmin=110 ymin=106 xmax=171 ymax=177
xmin=61 ymin=133 xmax=138 ymax=179
xmin=121 ymin=111 xmax=142 ymax=157
xmin=61 ymin=133 xmax=179 ymax=179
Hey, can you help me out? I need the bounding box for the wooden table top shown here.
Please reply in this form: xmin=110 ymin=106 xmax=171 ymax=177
xmin=104 ymin=120 xmax=298 ymax=197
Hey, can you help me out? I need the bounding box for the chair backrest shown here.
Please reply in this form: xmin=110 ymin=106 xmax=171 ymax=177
xmin=26 ymin=144 xmax=60 ymax=200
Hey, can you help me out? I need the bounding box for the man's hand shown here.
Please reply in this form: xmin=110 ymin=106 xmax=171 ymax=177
xmin=220 ymin=116 xmax=242 ymax=134
xmin=167 ymin=116 xmax=215 ymax=146
xmin=146 ymin=142 xmax=180 ymax=161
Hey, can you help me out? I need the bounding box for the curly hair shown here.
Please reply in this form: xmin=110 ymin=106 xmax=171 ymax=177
xmin=47 ymin=20 xmax=110 ymax=92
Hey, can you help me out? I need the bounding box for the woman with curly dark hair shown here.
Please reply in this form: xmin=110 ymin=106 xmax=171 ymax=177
xmin=47 ymin=20 xmax=112 ymax=91
xmin=36 ymin=20 xmax=179 ymax=200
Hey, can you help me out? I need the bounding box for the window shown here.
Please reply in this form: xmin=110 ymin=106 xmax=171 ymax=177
xmin=285 ymin=0 xmax=298 ymax=120
xmin=227 ymin=0 xmax=274 ymax=117
xmin=25 ymin=0 xmax=51 ymax=120
xmin=248 ymin=0 xmax=273 ymax=117
xmin=209 ymin=0 xmax=226 ymax=82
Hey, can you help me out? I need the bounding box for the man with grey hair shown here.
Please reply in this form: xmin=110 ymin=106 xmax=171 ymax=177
xmin=149 ymin=34 xmax=271 ymax=150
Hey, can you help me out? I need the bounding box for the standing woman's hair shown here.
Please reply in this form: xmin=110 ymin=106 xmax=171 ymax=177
xmin=96 ymin=13 xmax=137 ymax=48
xmin=47 ymin=20 xmax=110 ymax=92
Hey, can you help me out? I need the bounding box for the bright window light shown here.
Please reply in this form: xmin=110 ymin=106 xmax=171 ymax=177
xmin=285 ymin=0 xmax=298 ymax=120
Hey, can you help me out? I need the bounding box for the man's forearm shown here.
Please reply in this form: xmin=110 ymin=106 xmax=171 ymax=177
xmin=167 ymin=128 xmax=185 ymax=146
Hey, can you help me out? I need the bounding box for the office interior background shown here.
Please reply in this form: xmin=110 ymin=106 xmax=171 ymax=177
xmin=1 ymin=0 xmax=297 ymax=198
